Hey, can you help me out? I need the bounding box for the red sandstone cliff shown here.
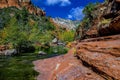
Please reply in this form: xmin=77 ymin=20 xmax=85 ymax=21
xmin=0 ymin=0 xmax=45 ymax=16
xmin=75 ymin=0 xmax=120 ymax=39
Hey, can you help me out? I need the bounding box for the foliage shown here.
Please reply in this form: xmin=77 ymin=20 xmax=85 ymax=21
xmin=101 ymin=19 xmax=111 ymax=24
xmin=82 ymin=3 xmax=97 ymax=29
xmin=40 ymin=45 xmax=68 ymax=54
xmin=58 ymin=30 xmax=75 ymax=42
xmin=0 ymin=7 xmax=56 ymax=53
xmin=81 ymin=18 xmax=91 ymax=29
xmin=83 ymin=3 xmax=96 ymax=16
xmin=75 ymin=3 xmax=100 ymax=40
xmin=49 ymin=45 xmax=68 ymax=54
xmin=104 ymin=0 xmax=109 ymax=3
xmin=38 ymin=31 xmax=53 ymax=43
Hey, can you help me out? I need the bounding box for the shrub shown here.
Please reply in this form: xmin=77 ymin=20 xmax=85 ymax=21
xmin=101 ymin=19 xmax=111 ymax=24
xmin=83 ymin=3 xmax=96 ymax=16
xmin=75 ymin=3 xmax=99 ymax=40
xmin=58 ymin=30 xmax=75 ymax=42
xmin=40 ymin=45 xmax=68 ymax=54
xmin=39 ymin=31 xmax=53 ymax=44
xmin=50 ymin=45 xmax=68 ymax=54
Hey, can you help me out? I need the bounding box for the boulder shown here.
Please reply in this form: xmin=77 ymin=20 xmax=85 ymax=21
xmin=109 ymin=16 xmax=120 ymax=34
xmin=38 ymin=51 xmax=47 ymax=56
xmin=4 ymin=49 xmax=17 ymax=56
xmin=0 ymin=51 xmax=4 ymax=55
xmin=99 ymin=16 xmax=120 ymax=36
xmin=52 ymin=38 xmax=58 ymax=44
xmin=57 ymin=42 xmax=65 ymax=46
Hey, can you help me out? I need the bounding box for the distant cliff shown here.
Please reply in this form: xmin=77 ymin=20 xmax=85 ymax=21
xmin=0 ymin=0 xmax=45 ymax=16
xmin=52 ymin=17 xmax=80 ymax=30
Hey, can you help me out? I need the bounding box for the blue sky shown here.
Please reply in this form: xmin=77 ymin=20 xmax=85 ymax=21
xmin=31 ymin=0 xmax=104 ymax=20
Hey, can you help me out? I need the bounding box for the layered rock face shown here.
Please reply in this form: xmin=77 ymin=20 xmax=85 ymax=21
xmin=33 ymin=34 xmax=120 ymax=80
xmin=33 ymin=49 xmax=105 ymax=80
xmin=0 ymin=0 xmax=45 ymax=16
xmin=82 ymin=0 xmax=120 ymax=38
xmin=76 ymin=34 xmax=120 ymax=80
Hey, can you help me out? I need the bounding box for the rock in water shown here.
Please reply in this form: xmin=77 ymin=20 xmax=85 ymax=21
xmin=4 ymin=49 xmax=17 ymax=56
xmin=38 ymin=51 xmax=47 ymax=56
xmin=52 ymin=38 xmax=58 ymax=44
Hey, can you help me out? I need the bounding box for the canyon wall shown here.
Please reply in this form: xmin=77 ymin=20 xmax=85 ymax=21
xmin=0 ymin=0 xmax=45 ymax=16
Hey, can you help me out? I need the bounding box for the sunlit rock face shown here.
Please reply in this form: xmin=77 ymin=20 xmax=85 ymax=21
xmin=0 ymin=0 xmax=46 ymax=16
xmin=98 ymin=0 xmax=120 ymax=36
xmin=52 ymin=17 xmax=80 ymax=30
xmin=0 ymin=0 xmax=8 ymax=8
xmin=19 ymin=0 xmax=30 ymax=2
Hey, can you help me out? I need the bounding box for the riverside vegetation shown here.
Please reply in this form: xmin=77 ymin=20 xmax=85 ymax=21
xmin=0 ymin=6 xmax=75 ymax=80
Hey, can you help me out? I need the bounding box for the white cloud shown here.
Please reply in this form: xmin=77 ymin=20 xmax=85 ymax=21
xmin=60 ymin=0 xmax=71 ymax=6
xmin=46 ymin=0 xmax=71 ymax=6
xmin=67 ymin=7 xmax=84 ymax=20
xmin=68 ymin=15 xmax=72 ymax=19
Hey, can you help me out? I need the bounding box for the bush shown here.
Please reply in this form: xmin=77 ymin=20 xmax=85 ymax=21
xmin=16 ymin=40 xmax=35 ymax=53
xmin=40 ymin=45 xmax=68 ymax=54
xmin=83 ymin=3 xmax=96 ymax=16
xmin=75 ymin=3 xmax=99 ymax=40
xmin=101 ymin=19 xmax=111 ymax=24
xmin=39 ymin=31 xmax=54 ymax=44
xmin=50 ymin=45 xmax=68 ymax=54
xmin=58 ymin=30 xmax=75 ymax=42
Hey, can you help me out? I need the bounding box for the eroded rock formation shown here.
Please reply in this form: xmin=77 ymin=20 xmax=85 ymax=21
xmin=0 ymin=0 xmax=45 ymax=16
xmin=33 ymin=34 xmax=120 ymax=80
xmin=76 ymin=35 xmax=120 ymax=80
xmin=77 ymin=0 xmax=120 ymax=38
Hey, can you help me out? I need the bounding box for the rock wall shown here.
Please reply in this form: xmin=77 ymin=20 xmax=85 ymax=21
xmin=76 ymin=0 xmax=120 ymax=39
xmin=98 ymin=0 xmax=120 ymax=36
xmin=76 ymin=34 xmax=120 ymax=80
xmin=0 ymin=0 xmax=45 ymax=16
